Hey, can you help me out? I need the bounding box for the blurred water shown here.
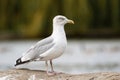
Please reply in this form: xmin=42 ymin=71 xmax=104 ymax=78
xmin=0 ymin=40 xmax=120 ymax=74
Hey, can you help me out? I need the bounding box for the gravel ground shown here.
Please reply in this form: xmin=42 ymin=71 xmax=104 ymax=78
xmin=0 ymin=69 xmax=120 ymax=80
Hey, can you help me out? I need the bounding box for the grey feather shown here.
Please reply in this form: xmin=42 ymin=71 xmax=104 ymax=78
xmin=21 ymin=36 xmax=55 ymax=61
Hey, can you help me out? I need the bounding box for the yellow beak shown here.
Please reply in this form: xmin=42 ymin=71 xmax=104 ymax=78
xmin=67 ymin=19 xmax=74 ymax=24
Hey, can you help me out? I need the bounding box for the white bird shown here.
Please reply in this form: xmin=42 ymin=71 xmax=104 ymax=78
xmin=15 ymin=15 xmax=74 ymax=75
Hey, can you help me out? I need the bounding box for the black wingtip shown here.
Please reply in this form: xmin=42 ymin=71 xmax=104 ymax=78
xmin=15 ymin=58 xmax=22 ymax=66
xmin=15 ymin=58 xmax=30 ymax=66
xmin=14 ymin=64 xmax=17 ymax=66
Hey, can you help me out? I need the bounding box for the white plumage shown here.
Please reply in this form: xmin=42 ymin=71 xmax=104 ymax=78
xmin=15 ymin=15 xmax=74 ymax=75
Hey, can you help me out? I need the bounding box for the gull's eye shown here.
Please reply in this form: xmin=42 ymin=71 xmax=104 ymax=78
xmin=58 ymin=17 xmax=65 ymax=21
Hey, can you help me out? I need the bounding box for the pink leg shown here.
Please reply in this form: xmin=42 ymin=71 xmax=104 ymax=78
xmin=45 ymin=60 xmax=56 ymax=76
xmin=45 ymin=60 xmax=62 ymax=76
xmin=50 ymin=60 xmax=54 ymax=72
xmin=49 ymin=60 xmax=62 ymax=75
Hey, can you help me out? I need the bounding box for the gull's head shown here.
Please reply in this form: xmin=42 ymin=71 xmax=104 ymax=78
xmin=53 ymin=15 xmax=74 ymax=26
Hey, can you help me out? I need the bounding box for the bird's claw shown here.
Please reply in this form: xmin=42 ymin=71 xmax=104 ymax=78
xmin=47 ymin=71 xmax=56 ymax=76
xmin=47 ymin=71 xmax=63 ymax=76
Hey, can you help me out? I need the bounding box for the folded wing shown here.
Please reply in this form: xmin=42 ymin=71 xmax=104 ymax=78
xmin=15 ymin=36 xmax=54 ymax=66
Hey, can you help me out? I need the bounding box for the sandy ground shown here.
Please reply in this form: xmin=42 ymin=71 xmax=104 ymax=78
xmin=0 ymin=69 xmax=120 ymax=80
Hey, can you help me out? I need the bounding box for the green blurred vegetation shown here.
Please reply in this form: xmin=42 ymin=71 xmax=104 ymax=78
xmin=0 ymin=0 xmax=120 ymax=39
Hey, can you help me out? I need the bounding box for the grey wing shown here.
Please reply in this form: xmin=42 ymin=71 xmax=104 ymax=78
xmin=21 ymin=36 xmax=55 ymax=61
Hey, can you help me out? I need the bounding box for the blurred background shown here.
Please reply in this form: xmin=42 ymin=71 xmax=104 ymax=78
xmin=0 ymin=0 xmax=120 ymax=74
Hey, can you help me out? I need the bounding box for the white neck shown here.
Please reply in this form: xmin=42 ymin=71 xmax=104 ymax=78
xmin=51 ymin=23 xmax=66 ymax=40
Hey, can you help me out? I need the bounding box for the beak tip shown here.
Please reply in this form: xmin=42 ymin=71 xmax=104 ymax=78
xmin=67 ymin=20 xmax=74 ymax=24
xmin=72 ymin=21 xmax=74 ymax=24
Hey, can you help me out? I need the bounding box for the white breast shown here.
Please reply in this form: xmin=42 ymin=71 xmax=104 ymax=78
xmin=39 ymin=37 xmax=67 ymax=61
xmin=39 ymin=33 xmax=67 ymax=60
xmin=39 ymin=22 xmax=67 ymax=61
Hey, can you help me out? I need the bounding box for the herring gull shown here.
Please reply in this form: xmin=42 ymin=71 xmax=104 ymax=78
xmin=15 ymin=15 xmax=74 ymax=75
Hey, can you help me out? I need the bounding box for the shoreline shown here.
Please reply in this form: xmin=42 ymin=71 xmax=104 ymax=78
xmin=0 ymin=69 xmax=120 ymax=80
